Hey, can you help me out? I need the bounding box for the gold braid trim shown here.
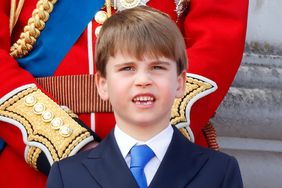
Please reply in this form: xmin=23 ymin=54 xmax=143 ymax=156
xmin=171 ymin=76 xmax=213 ymax=125
xmin=27 ymin=146 xmax=42 ymax=169
xmin=0 ymin=87 xmax=91 ymax=164
xmin=10 ymin=0 xmax=58 ymax=58
xmin=170 ymin=74 xmax=217 ymax=142
xmin=10 ymin=0 xmax=25 ymax=35
xmin=178 ymin=127 xmax=192 ymax=141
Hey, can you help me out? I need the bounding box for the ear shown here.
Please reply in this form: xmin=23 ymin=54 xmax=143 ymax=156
xmin=175 ymin=71 xmax=186 ymax=98
xmin=95 ymin=72 xmax=109 ymax=101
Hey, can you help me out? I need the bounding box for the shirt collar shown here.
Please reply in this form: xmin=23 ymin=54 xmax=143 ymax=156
xmin=114 ymin=124 xmax=174 ymax=161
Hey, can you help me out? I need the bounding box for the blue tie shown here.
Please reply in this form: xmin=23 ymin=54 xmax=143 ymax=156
xmin=130 ymin=145 xmax=155 ymax=188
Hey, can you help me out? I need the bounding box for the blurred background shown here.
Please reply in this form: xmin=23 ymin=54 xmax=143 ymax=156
xmin=212 ymin=0 xmax=282 ymax=187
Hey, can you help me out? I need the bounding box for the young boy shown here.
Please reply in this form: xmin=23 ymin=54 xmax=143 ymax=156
xmin=47 ymin=6 xmax=243 ymax=188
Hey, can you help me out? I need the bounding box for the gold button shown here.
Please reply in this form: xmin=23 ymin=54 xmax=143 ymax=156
xmin=33 ymin=103 xmax=46 ymax=114
xmin=24 ymin=95 xmax=37 ymax=106
xmin=95 ymin=11 xmax=108 ymax=24
xmin=95 ymin=25 xmax=102 ymax=37
xmin=51 ymin=118 xmax=63 ymax=129
xmin=59 ymin=125 xmax=73 ymax=137
xmin=42 ymin=110 xmax=54 ymax=122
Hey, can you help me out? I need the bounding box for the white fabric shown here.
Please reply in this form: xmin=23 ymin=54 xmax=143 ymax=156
xmin=114 ymin=125 xmax=173 ymax=185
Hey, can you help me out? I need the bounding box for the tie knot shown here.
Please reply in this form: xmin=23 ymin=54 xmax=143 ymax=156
xmin=130 ymin=145 xmax=155 ymax=169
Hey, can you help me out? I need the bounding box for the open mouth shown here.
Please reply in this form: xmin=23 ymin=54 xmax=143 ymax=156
xmin=132 ymin=95 xmax=156 ymax=105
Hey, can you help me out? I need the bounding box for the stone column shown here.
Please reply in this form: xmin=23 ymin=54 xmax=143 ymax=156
xmin=212 ymin=1 xmax=282 ymax=187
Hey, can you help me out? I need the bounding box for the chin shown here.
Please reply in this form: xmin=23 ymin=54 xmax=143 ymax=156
xmin=132 ymin=118 xmax=163 ymax=127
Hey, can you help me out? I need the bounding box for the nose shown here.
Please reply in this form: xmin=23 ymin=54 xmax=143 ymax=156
xmin=134 ymin=71 xmax=152 ymax=88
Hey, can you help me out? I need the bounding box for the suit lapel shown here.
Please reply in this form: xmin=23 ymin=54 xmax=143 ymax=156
xmin=149 ymin=127 xmax=209 ymax=188
xmin=82 ymin=131 xmax=138 ymax=188
xmin=81 ymin=127 xmax=208 ymax=187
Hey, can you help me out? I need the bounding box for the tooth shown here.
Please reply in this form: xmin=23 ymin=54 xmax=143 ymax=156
xmin=133 ymin=96 xmax=155 ymax=103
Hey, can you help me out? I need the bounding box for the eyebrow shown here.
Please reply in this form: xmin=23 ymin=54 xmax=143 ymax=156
xmin=114 ymin=60 xmax=172 ymax=67
xmin=150 ymin=61 xmax=172 ymax=66
xmin=113 ymin=62 xmax=135 ymax=68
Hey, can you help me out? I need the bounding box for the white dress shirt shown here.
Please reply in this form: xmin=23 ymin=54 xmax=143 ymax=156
xmin=114 ymin=125 xmax=173 ymax=185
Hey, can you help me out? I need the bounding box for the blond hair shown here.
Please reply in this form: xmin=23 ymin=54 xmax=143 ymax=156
xmin=95 ymin=6 xmax=187 ymax=77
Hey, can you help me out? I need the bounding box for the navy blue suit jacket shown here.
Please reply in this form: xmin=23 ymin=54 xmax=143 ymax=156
xmin=47 ymin=127 xmax=243 ymax=188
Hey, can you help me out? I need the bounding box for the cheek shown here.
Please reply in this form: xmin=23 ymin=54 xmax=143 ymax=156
xmin=108 ymin=84 xmax=121 ymax=96
xmin=158 ymin=75 xmax=178 ymax=90
xmin=158 ymin=81 xmax=179 ymax=99
xmin=108 ymin=79 xmax=129 ymax=98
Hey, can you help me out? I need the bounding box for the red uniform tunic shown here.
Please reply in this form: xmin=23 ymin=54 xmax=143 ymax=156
xmin=0 ymin=0 xmax=248 ymax=187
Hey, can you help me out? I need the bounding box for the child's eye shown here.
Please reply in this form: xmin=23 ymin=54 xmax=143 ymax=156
xmin=120 ymin=66 xmax=135 ymax=71
xmin=152 ymin=66 xmax=166 ymax=70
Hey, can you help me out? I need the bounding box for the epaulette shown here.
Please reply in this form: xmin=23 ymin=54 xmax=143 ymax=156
xmin=170 ymin=73 xmax=217 ymax=142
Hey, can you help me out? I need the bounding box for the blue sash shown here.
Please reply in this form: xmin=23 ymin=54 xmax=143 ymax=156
xmin=17 ymin=0 xmax=104 ymax=77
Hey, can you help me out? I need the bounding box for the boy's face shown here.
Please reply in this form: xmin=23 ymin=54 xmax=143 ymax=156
xmin=96 ymin=51 xmax=186 ymax=129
